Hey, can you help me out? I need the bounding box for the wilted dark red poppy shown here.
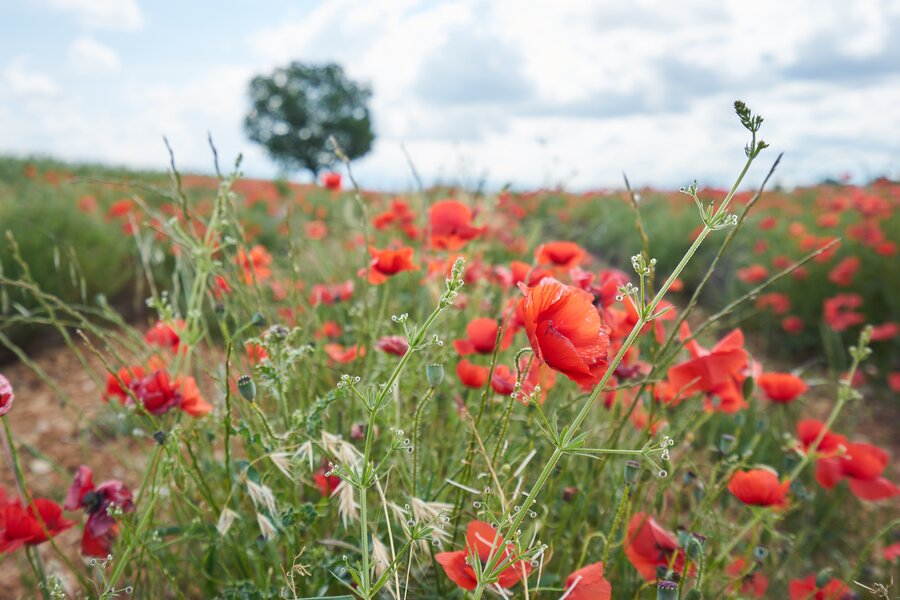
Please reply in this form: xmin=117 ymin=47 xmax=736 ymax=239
xmin=727 ymin=469 xmax=790 ymax=507
xmin=375 ymin=336 xmax=409 ymax=356
xmin=454 ymin=318 xmax=500 ymax=356
xmin=429 ymin=200 xmax=485 ymax=250
xmin=65 ymin=466 xmax=134 ymax=557
xmin=436 ymin=520 xmax=531 ymax=590
xmin=363 ymin=246 xmax=419 ymax=285
xmin=757 ymin=372 xmax=807 ymax=403
xmin=128 ymin=370 xmax=183 ymax=416
xmin=624 ymin=512 xmax=686 ymax=580
xmin=456 ymin=359 xmax=489 ymax=389
xmin=535 ymin=241 xmax=587 ymax=269
xmin=0 ymin=374 xmax=13 ymax=417
xmin=562 ymin=561 xmax=612 ymax=600
xmin=788 ymin=574 xmax=852 ymax=599
xmin=519 ymin=278 xmax=609 ymax=387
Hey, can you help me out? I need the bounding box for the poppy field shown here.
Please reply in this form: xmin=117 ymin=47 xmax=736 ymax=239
xmin=0 ymin=103 xmax=898 ymax=599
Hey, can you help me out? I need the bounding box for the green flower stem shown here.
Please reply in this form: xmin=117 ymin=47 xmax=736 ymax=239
xmin=602 ymin=483 xmax=630 ymax=565
xmin=475 ymin=152 xmax=760 ymax=600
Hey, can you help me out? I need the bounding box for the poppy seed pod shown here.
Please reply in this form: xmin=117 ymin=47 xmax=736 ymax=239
xmin=624 ymin=460 xmax=641 ymax=484
xmin=657 ymin=580 xmax=679 ymax=600
xmin=719 ymin=434 xmax=736 ymax=455
xmin=426 ymin=363 xmax=445 ymax=387
xmin=238 ymin=375 xmax=257 ymax=401
xmin=753 ymin=545 xmax=768 ymax=561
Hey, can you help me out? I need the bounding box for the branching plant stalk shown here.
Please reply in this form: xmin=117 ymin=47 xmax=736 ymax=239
xmin=474 ymin=147 xmax=762 ymax=600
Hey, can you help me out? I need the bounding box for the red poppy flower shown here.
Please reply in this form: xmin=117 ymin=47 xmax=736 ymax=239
xmin=823 ymin=294 xmax=864 ymax=332
xmin=176 ymin=376 xmax=213 ymax=417
xmin=456 ymin=360 xmax=489 ymax=389
xmin=788 ymin=575 xmax=852 ymax=599
xmin=624 ymin=512 xmax=686 ymax=580
xmin=324 ymin=344 xmax=365 ymax=364
xmin=0 ymin=374 xmax=13 ymax=417
xmin=668 ymin=326 xmax=749 ymax=413
xmin=321 ymin=172 xmax=341 ymax=190
xmin=375 ymin=336 xmax=408 ymax=356
xmin=436 ymin=520 xmax=531 ymax=590
xmin=314 ymin=462 xmax=341 ymax=497
xmin=363 ymin=246 xmax=419 ymax=285
xmin=519 ymin=278 xmax=609 ymax=387
xmin=782 ymin=316 xmax=804 ymax=334
xmin=870 ymin=322 xmax=899 ymax=342
xmin=727 ymin=469 xmax=790 ymax=507
xmin=246 ymin=342 xmax=269 ymax=365
xmin=755 ymin=293 xmax=790 ymax=315
xmin=535 ymin=241 xmax=588 ymax=269
xmin=796 ymin=420 xmax=847 ymax=456
xmin=827 ymin=256 xmax=860 ymax=287
xmin=889 ymin=372 xmax=900 ymax=392
xmin=737 ymin=264 xmax=768 ymax=284
xmin=454 ymin=318 xmax=500 ymax=356
xmin=815 ymin=442 xmax=899 ymax=502
xmin=236 ymin=245 xmax=273 ymax=284
xmin=758 ymin=216 xmax=777 ymax=230
xmin=144 ymin=320 xmax=185 ymax=352
xmin=884 ymin=542 xmax=900 ymax=562
xmin=562 ymin=561 xmax=612 ymax=600
xmin=726 ymin=557 xmax=768 ymax=598
xmin=310 ymin=280 xmax=354 ymax=305
xmin=65 ymin=466 xmax=134 ymax=557
xmin=757 ymin=372 xmax=808 ymax=403
xmin=304 ymin=220 xmax=328 ymax=240
xmin=490 ymin=364 xmax=517 ymax=395
xmin=129 ymin=370 xmax=183 ymax=415
xmin=0 ymin=498 xmax=74 ymax=553
xmin=429 ymin=200 xmax=485 ymax=250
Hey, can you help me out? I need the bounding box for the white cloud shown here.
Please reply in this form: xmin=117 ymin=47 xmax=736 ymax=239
xmin=69 ymin=37 xmax=121 ymax=74
xmin=36 ymin=0 xmax=143 ymax=31
xmin=2 ymin=58 xmax=60 ymax=98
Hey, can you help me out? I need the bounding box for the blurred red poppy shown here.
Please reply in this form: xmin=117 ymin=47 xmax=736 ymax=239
xmin=363 ymin=246 xmax=419 ymax=285
xmin=535 ymin=241 xmax=587 ymax=269
xmin=456 ymin=359 xmax=489 ymax=389
xmin=454 ymin=318 xmax=500 ymax=356
xmin=375 ymin=335 xmax=408 ymax=356
xmin=65 ymin=466 xmax=134 ymax=557
xmin=429 ymin=200 xmax=486 ymax=250
xmin=0 ymin=498 xmax=74 ymax=553
xmin=624 ymin=512 xmax=686 ymax=580
xmin=823 ymin=294 xmax=864 ymax=331
xmin=728 ymin=469 xmax=790 ymax=507
xmin=236 ymin=245 xmax=273 ymax=284
xmin=321 ymin=172 xmax=341 ymax=190
xmin=757 ymin=372 xmax=807 ymax=403
xmin=827 ymin=256 xmax=860 ymax=287
xmin=726 ymin=557 xmax=768 ymax=598
xmin=0 ymin=374 xmax=13 ymax=417
xmin=563 ymin=561 xmax=612 ymax=600
xmin=788 ymin=575 xmax=851 ymax=599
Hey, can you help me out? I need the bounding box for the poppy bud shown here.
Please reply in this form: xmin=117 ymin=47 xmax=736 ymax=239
xmin=815 ymin=568 xmax=833 ymax=589
xmin=153 ymin=431 xmax=167 ymax=445
xmin=719 ymin=434 xmax=736 ymax=455
xmin=238 ymin=375 xmax=257 ymax=402
xmin=425 ymin=363 xmax=444 ymax=387
xmin=686 ymin=534 xmax=706 ymax=561
xmin=624 ymin=459 xmax=641 ymax=484
xmin=251 ymin=312 xmax=266 ymax=328
xmin=657 ymin=580 xmax=679 ymax=600
xmin=734 ymin=412 xmax=746 ymax=427
xmin=562 ymin=486 xmax=579 ymax=502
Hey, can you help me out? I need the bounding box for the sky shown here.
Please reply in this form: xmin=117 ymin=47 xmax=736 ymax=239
xmin=1 ymin=0 xmax=899 ymax=191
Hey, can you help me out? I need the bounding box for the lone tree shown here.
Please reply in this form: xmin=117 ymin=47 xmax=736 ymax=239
xmin=244 ymin=62 xmax=374 ymax=177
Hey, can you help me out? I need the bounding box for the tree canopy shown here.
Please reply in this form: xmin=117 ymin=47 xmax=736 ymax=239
xmin=244 ymin=62 xmax=374 ymax=176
